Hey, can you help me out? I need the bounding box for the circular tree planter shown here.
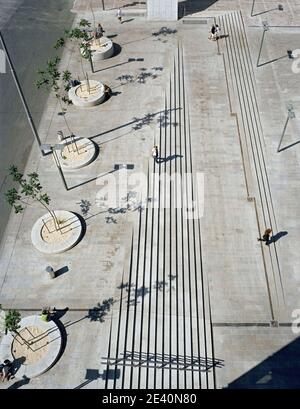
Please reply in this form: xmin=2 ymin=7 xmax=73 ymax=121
xmin=0 ymin=315 xmax=62 ymax=379
xmin=31 ymin=210 xmax=83 ymax=254
xmin=58 ymin=136 xmax=97 ymax=170
xmin=68 ymin=80 xmax=106 ymax=107
xmin=89 ymin=37 xmax=114 ymax=61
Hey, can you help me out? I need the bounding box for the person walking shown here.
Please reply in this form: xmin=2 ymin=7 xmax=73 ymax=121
xmin=152 ymin=145 xmax=159 ymax=163
xmin=96 ymin=23 xmax=104 ymax=39
xmin=117 ymin=8 xmax=123 ymax=24
xmin=209 ymin=25 xmax=216 ymax=41
xmin=104 ymin=84 xmax=112 ymax=101
xmin=1 ymin=359 xmax=12 ymax=382
xmin=257 ymin=228 xmax=272 ymax=245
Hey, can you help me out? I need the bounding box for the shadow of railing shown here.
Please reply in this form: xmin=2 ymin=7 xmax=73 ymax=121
xmin=103 ymin=350 xmax=224 ymax=372
xmin=257 ymin=53 xmax=288 ymax=67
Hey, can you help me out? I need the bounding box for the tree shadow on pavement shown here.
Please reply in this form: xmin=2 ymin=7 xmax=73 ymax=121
xmin=88 ymin=298 xmax=115 ymax=323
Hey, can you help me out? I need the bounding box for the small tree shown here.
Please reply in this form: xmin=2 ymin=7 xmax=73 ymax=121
xmin=36 ymin=56 xmax=72 ymax=114
xmin=5 ymin=309 xmax=21 ymax=335
xmin=5 ymin=165 xmax=62 ymax=233
xmin=56 ymin=19 xmax=94 ymax=75
xmin=36 ymin=58 xmax=78 ymax=152
xmin=5 ymin=309 xmax=32 ymax=348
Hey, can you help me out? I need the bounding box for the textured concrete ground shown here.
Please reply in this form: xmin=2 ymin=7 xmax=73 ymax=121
xmin=1 ymin=0 xmax=300 ymax=389
xmin=0 ymin=0 xmax=74 ymax=243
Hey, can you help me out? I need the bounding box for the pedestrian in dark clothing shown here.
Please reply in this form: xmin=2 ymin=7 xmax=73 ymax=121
xmin=104 ymin=84 xmax=112 ymax=101
xmin=95 ymin=23 xmax=104 ymax=39
xmin=1 ymin=359 xmax=12 ymax=382
xmin=257 ymin=228 xmax=272 ymax=245
xmin=209 ymin=25 xmax=216 ymax=40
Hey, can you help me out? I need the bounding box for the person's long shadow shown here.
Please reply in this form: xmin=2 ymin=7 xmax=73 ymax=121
xmin=217 ymin=34 xmax=229 ymax=40
xmin=157 ymin=154 xmax=183 ymax=164
xmin=122 ymin=18 xmax=134 ymax=24
xmin=5 ymin=356 xmax=26 ymax=386
xmin=7 ymin=375 xmax=30 ymax=389
xmin=51 ymin=307 xmax=69 ymax=321
xmin=268 ymin=231 xmax=288 ymax=244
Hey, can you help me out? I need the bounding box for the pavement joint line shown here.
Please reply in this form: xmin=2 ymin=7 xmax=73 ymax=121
xmin=0 ymin=308 xmax=95 ymax=312
xmin=248 ymin=25 xmax=300 ymax=28
xmin=212 ymin=322 xmax=292 ymax=327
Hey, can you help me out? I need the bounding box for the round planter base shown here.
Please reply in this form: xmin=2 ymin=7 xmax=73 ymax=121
xmin=90 ymin=37 xmax=114 ymax=61
xmin=58 ymin=137 xmax=97 ymax=170
xmin=68 ymin=80 xmax=106 ymax=107
xmin=0 ymin=315 xmax=62 ymax=379
xmin=31 ymin=210 xmax=82 ymax=254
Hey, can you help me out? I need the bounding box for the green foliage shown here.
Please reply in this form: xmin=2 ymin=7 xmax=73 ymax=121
xmin=62 ymin=70 xmax=72 ymax=83
xmin=36 ymin=57 xmax=72 ymax=105
xmin=64 ymin=19 xmax=92 ymax=61
xmin=80 ymin=42 xmax=92 ymax=61
xmin=79 ymin=19 xmax=91 ymax=28
xmin=67 ymin=27 xmax=85 ymax=40
xmin=5 ymin=166 xmax=51 ymax=215
xmin=5 ymin=309 xmax=21 ymax=334
xmin=54 ymin=37 xmax=65 ymax=49
xmin=35 ymin=57 xmax=61 ymax=91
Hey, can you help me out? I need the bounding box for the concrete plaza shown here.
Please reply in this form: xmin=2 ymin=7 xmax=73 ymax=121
xmin=1 ymin=0 xmax=300 ymax=388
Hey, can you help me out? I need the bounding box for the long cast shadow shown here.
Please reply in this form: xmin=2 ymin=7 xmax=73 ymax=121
xmin=59 ymin=109 xmax=180 ymax=192
xmin=268 ymin=231 xmax=288 ymax=244
xmin=67 ymin=168 xmax=119 ymax=191
xmin=156 ymin=154 xmax=183 ymax=163
xmin=121 ymin=35 xmax=153 ymax=46
xmin=7 ymin=375 xmax=30 ymax=389
xmin=89 ymin=107 xmax=181 ymax=142
xmin=178 ymin=0 xmax=219 ymax=18
xmin=93 ymin=54 xmax=144 ymax=74
xmin=258 ymin=54 xmax=288 ymax=67
xmin=92 ymin=44 xmax=122 ymax=74
xmin=278 ymin=140 xmax=300 ymax=152
xmin=94 ymin=60 xmax=130 ymax=73
xmin=228 ymin=336 xmax=300 ymax=388
xmin=252 ymin=7 xmax=282 ymax=16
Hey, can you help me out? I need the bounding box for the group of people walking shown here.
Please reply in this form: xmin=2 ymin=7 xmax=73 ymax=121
xmin=0 ymin=359 xmax=13 ymax=382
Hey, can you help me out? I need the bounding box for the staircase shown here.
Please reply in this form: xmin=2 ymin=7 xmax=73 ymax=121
xmin=217 ymin=11 xmax=285 ymax=322
xmin=98 ymin=45 xmax=219 ymax=389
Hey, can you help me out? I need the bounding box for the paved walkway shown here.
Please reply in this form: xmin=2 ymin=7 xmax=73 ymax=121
xmin=102 ymin=46 xmax=215 ymax=389
xmin=1 ymin=0 xmax=300 ymax=389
